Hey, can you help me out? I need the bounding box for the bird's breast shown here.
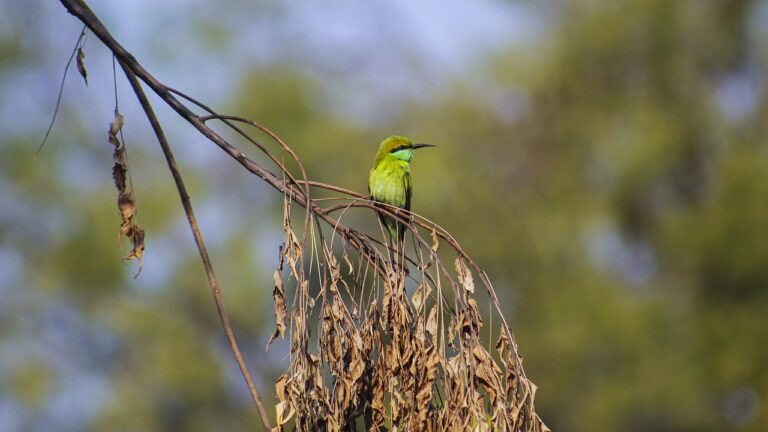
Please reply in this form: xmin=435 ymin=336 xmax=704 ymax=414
xmin=369 ymin=163 xmax=409 ymax=208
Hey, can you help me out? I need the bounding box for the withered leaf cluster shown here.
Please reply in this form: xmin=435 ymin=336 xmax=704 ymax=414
xmin=270 ymin=196 xmax=549 ymax=432
xmin=108 ymin=111 xmax=145 ymax=277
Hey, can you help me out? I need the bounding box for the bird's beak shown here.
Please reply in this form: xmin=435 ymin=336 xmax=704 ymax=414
xmin=411 ymin=143 xmax=435 ymax=150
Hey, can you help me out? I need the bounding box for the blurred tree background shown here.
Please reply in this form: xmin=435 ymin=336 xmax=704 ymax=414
xmin=1 ymin=0 xmax=767 ymax=431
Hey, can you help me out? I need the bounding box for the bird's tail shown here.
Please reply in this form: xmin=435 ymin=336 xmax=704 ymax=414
xmin=385 ymin=218 xmax=408 ymax=280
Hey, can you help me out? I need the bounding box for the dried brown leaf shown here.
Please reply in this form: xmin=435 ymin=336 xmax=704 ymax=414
xmin=108 ymin=111 xmax=145 ymax=277
xmin=76 ymin=47 xmax=87 ymax=85
xmin=275 ymin=401 xmax=295 ymax=427
xmin=426 ymin=305 xmax=438 ymax=343
xmin=342 ymin=251 xmax=354 ymax=275
xmin=267 ymin=269 xmax=287 ymax=348
xmin=122 ymin=225 xmax=145 ymax=278
xmin=275 ymin=374 xmax=288 ymax=401
xmin=110 ymin=111 xmax=124 ymax=137
xmin=411 ymin=283 xmax=431 ymax=313
xmin=496 ymin=331 xmax=509 ymax=359
xmin=466 ymin=298 xmax=484 ymax=330
xmin=455 ymin=258 xmax=475 ymax=294
xmin=472 ymin=344 xmax=503 ymax=403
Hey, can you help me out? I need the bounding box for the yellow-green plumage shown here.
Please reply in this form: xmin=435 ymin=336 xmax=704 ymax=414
xmin=368 ymin=135 xmax=433 ymax=245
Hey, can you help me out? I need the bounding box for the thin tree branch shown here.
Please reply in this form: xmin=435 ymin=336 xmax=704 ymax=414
xmin=37 ymin=25 xmax=86 ymax=154
xmin=118 ymin=61 xmax=272 ymax=430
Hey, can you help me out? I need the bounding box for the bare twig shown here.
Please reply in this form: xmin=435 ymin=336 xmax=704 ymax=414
xmin=118 ymin=61 xmax=272 ymax=430
xmin=38 ymin=25 xmax=86 ymax=154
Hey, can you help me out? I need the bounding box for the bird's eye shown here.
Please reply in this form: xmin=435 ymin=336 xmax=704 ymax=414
xmin=390 ymin=145 xmax=405 ymax=153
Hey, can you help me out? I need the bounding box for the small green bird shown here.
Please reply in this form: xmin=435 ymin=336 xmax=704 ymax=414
xmin=368 ymin=135 xmax=435 ymax=248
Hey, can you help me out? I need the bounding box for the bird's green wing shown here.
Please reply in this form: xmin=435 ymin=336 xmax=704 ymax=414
xmin=367 ymin=168 xmax=373 ymax=196
xmin=404 ymin=170 xmax=412 ymax=212
xmin=396 ymin=170 xmax=413 ymax=244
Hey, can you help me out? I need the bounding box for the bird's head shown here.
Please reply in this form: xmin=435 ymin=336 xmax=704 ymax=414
xmin=374 ymin=135 xmax=435 ymax=166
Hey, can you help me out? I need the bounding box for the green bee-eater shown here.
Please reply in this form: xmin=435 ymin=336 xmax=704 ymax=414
xmin=368 ymin=135 xmax=435 ymax=248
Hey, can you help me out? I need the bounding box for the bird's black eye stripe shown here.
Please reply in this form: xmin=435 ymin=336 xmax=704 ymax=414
xmin=390 ymin=145 xmax=407 ymax=153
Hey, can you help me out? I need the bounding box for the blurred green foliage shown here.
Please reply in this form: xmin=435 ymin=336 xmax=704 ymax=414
xmin=1 ymin=0 xmax=767 ymax=431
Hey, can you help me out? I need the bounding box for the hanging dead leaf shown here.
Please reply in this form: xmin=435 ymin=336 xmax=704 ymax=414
xmin=267 ymin=269 xmax=287 ymax=348
xmin=275 ymin=401 xmax=295 ymax=427
xmin=108 ymin=111 xmax=145 ymax=277
xmin=342 ymin=251 xmax=354 ymax=275
xmin=496 ymin=331 xmax=509 ymax=358
xmin=275 ymin=374 xmax=288 ymax=402
xmin=76 ymin=47 xmax=87 ymax=86
xmin=110 ymin=111 xmax=124 ymax=137
xmin=426 ymin=305 xmax=438 ymax=342
xmin=411 ymin=283 xmax=431 ymax=312
xmin=466 ymin=298 xmax=484 ymax=330
xmin=122 ymin=225 xmax=145 ymax=278
xmin=455 ymin=258 xmax=475 ymax=293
